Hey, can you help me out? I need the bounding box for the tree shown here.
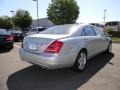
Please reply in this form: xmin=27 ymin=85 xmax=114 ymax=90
xmin=0 ymin=16 xmax=14 ymax=29
xmin=14 ymin=9 xmax=32 ymax=31
xmin=47 ymin=0 xmax=79 ymax=25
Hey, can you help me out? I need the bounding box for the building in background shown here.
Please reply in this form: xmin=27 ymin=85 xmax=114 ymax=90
xmin=30 ymin=18 xmax=54 ymax=28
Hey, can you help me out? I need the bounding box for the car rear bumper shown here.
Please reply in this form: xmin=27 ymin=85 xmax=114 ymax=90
xmin=0 ymin=41 xmax=13 ymax=50
xmin=19 ymin=48 xmax=73 ymax=69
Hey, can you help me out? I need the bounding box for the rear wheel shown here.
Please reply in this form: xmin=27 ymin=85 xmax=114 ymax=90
xmin=73 ymin=50 xmax=87 ymax=71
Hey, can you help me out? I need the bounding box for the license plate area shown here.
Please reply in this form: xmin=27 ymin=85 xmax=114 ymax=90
xmin=27 ymin=43 xmax=37 ymax=50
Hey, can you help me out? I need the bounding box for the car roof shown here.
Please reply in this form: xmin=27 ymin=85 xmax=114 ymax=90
xmin=32 ymin=27 xmax=46 ymax=29
xmin=52 ymin=24 xmax=88 ymax=28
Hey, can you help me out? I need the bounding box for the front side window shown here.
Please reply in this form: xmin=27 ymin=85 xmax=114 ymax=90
xmin=84 ymin=26 xmax=96 ymax=36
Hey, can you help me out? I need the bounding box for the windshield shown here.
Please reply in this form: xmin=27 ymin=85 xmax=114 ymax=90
xmin=40 ymin=25 xmax=75 ymax=35
xmin=30 ymin=29 xmax=37 ymax=32
xmin=0 ymin=29 xmax=8 ymax=34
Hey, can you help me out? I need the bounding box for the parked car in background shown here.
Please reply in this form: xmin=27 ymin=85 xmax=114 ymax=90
xmin=25 ymin=27 xmax=46 ymax=36
xmin=105 ymin=21 xmax=120 ymax=32
xmin=90 ymin=23 xmax=105 ymax=30
xmin=8 ymin=30 xmax=24 ymax=41
xmin=19 ymin=24 xmax=112 ymax=71
xmin=0 ymin=29 xmax=14 ymax=51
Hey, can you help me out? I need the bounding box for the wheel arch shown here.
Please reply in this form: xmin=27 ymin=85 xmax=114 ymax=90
xmin=75 ymin=48 xmax=88 ymax=62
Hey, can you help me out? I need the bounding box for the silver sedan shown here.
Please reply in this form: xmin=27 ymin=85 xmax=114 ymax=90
xmin=19 ymin=24 xmax=112 ymax=71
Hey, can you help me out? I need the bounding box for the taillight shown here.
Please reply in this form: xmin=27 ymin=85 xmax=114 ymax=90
xmin=6 ymin=36 xmax=13 ymax=41
xmin=44 ymin=40 xmax=63 ymax=54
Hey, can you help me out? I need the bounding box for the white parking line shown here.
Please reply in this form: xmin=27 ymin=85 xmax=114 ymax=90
xmin=14 ymin=45 xmax=21 ymax=48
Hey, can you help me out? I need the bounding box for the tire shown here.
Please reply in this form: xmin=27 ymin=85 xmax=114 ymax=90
xmin=106 ymin=42 xmax=112 ymax=53
xmin=73 ymin=50 xmax=87 ymax=71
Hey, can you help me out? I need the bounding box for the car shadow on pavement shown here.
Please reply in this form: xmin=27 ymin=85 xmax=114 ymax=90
xmin=7 ymin=52 xmax=114 ymax=90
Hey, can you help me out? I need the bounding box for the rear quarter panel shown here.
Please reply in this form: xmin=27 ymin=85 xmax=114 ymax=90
xmin=58 ymin=37 xmax=86 ymax=65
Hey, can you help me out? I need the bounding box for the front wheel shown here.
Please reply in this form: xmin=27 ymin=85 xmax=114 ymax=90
xmin=73 ymin=50 xmax=87 ymax=71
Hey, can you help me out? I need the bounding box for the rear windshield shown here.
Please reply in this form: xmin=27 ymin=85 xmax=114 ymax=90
xmin=11 ymin=31 xmax=22 ymax=34
xmin=0 ymin=29 xmax=8 ymax=34
xmin=40 ymin=25 xmax=74 ymax=34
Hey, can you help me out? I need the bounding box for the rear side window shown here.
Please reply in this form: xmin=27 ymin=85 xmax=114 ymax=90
xmin=93 ymin=27 xmax=105 ymax=36
xmin=83 ymin=26 xmax=96 ymax=36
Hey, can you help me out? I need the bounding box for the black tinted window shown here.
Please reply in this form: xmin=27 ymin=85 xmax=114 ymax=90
xmin=112 ymin=22 xmax=118 ymax=26
xmin=90 ymin=23 xmax=95 ymax=26
xmin=105 ymin=22 xmax=118 ymax=26
xmin=84 ymin=26 xmax=96 ymax=36
xmin=38 ymin=28 xmax=45 ymax=32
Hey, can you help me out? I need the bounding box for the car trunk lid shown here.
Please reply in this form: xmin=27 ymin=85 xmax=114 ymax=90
xmin=23 ymin=34 xmax=68 ymax=53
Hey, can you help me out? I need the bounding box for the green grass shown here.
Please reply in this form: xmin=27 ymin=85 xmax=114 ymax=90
xmin=111 ymin=37 xmax=120 ymax=43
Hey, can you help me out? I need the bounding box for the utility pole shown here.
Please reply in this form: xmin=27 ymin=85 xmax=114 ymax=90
xmin=33 ymin=0 xmax=39 ymax=27
xmin=104 ymin=10 xmax=107 ymax=24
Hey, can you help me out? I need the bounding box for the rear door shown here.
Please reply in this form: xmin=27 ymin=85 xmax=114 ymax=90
xmin=93 ymin=27 xmax=109 ymax=51
xmin=82 ymin=26 xmax=100 ymax=57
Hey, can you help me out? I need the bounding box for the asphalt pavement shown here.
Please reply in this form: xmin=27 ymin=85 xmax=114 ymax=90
xmin=0 ymin=42 xmax=120 ymax=90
